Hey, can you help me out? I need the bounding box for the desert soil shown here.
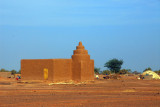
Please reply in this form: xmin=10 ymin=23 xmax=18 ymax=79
xmin=0 ymin=76 xmax=160 ymax=107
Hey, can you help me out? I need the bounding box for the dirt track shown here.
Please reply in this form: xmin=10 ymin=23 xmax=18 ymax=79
xmin=0 ymin=77 xmax=160 ymax=107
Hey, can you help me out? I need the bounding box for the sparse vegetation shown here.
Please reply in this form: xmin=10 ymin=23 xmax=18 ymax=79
xmin=0 ymin=68 xmax=10 ymax=72
xmin=104 ymin=58 xmax=123 ymax=74
xmin=94 ymin=67 xmax=100 ymax=74
xmin=101 ymin=70 xmax=111 ymax=75
xmin=11 ymin=70 xmax=17 ymax=75
xmin=132 ymin=71 xmax=140 ymax=75
xmin=17 ymin=69 xmax=21 ymax=74
xmin=119 ymin=69 xmax=132 ymax=74
xmin=0 ymin=68 xmax=21 ymax=74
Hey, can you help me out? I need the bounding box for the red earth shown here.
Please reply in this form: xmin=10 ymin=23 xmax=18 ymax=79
xmin=0 ymin=76 xmax=160 ymax=107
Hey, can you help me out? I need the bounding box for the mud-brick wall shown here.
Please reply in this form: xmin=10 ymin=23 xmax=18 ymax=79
xmin=72 ymin=61 xmax=81 ymax=82
xmin=21 ymin=59 xmax=54 ymax=81
xmin=80 ymin=60 xmax=94 ymax=82
xmin=53 ymin=59 xmax=72 ymax=82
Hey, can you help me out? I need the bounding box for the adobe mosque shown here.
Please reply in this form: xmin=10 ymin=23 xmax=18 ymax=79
xmin=21 ymin=42 xmax=94 ymax=82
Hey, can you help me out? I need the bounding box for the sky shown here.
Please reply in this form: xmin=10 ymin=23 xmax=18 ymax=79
xmin=0 ymin=0 xmax=160 ymax=72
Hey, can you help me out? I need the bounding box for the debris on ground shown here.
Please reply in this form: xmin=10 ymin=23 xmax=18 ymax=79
xmin=103 ymin=74 xmax=121 ymax=80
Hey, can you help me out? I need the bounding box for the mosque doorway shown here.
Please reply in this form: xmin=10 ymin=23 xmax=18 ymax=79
xmin=44 ymin=68 xmax=48 ymax=80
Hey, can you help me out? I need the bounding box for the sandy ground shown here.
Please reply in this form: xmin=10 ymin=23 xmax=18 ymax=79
xmin=0 ymin=76 xmax=160 ymax=107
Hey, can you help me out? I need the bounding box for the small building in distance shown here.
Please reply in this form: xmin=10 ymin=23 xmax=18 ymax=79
xmin=21 ymin=42 xmax=94 ymax=82
xmin=142 ymin=70 xmax=160 ymax=80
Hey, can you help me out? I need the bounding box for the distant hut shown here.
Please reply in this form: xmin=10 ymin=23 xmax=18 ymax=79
xmin=142 ymin=70 xmax=160 ymax=80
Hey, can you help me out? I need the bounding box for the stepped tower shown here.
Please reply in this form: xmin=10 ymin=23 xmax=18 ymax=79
xmin=72 ymin=42 xmax=94 ymax=82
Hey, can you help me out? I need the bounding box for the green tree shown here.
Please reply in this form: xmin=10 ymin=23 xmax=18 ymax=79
xmin=143 ymin=67 xmax=152 ymax=72
xmin=11 ymin=70 xmax=17 ymax=75
xmin=94 ymin=67 xmax=100 ymax=74
xmin=104 ymin=58 xmax=123 ymax=74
